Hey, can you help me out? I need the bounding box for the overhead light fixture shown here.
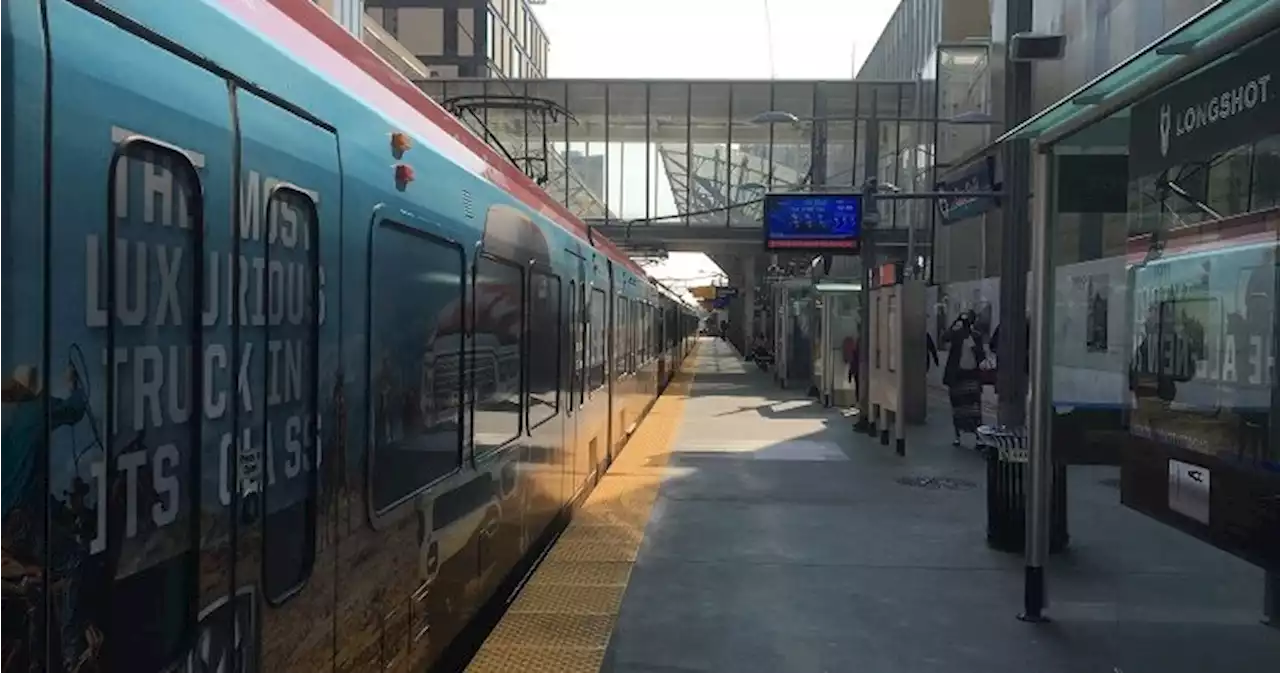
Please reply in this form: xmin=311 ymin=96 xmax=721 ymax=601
xmin=1010 ymin=32 xmax=1066 ymax=61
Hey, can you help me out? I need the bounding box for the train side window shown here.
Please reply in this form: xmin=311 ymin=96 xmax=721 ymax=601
xmin=632 ymin=302 xmax=640 ymax=371
xmin=529 ymin=269 xmax=560 ymax=427
xmin=577 ymin=282 xmax=588 ymax=406
xmin=92 ymin=140 xmax=203 ymax=672
xmin=588 ymin=287 xmax=607 ymax=391
xmin=626 ymin=298 xmax=635 ymax=374
xmin=614 ymin=296 xmax=627 ymax=376
xmin=472 ymin=254 xmax=525 ymax=452
xmin=643 ymin=303 xmax=649 ymax=362
xmin=567 ymin=279 xmax=577 ymax=412
xmin=261 ymin=186 xmax=321 ymax=604
xmin=369 ymin=219 xmax=465 ymax=515
xmin=624 ymin=299 xmax=634 ymax=376
xmin=641 ymin=303 xmax=649 ymax=362
xmin=650 ymin=305 xmax=658 ymax=359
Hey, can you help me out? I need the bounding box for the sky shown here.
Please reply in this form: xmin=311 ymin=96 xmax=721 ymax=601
xmin=531 ymin=0 xmax=899 ymax=296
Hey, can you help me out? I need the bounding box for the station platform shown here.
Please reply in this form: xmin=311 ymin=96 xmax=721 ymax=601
xmin=465 ymin=338 xmax=1280 ymax=673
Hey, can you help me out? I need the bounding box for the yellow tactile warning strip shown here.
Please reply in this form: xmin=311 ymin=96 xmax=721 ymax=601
xmin=465 ymin=349 xmax=698 ymax=673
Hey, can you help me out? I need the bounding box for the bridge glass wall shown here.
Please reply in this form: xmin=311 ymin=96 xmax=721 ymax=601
xmin=418 ymin=79 xmax=932 ymax=242
xmin=930 ymin=42 xmax=998 ymax=285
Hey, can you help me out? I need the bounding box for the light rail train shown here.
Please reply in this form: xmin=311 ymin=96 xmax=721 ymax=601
xmin=0 ymin=1 xmax=698 ymax=672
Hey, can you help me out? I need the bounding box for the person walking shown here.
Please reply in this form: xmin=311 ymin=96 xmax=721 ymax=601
xmin=842 ymin=334 xmax=860 ymax=400
xmin=942 ymin=310 xmax=987 ymax=447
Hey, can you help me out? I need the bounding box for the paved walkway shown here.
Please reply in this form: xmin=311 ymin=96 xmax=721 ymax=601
xmin=601 ymin=338 xmax=1279 ymax=673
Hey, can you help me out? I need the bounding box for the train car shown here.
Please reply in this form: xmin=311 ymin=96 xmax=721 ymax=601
xmin=0 ymin=1 xmax=698 ymax=672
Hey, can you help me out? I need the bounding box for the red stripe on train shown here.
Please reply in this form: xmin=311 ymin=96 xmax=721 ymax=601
xmin=1125 ymin=206 xmax=1278 ymax=265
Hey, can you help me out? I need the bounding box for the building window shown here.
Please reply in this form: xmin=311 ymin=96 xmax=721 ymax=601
xmin=486 ymin=12 xmax=495 ymax=59
xmin=397 ymin=7 xmax=444 ymax=57
xmin=458 ymin=8 xmax=474 ymax=57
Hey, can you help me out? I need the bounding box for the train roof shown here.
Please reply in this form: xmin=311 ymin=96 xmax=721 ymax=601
xmin=228 ymin=0 xmax=646 ymax=277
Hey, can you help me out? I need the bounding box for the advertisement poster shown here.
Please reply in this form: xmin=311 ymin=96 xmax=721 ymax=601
xmin=1127 ymin=208 xmax=1277 ymax=470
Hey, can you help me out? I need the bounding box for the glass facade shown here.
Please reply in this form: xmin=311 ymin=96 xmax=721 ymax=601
xmin=365 ymin=0 xmax=548 ymax=79
xmin=314 ymin=0 xmax=365 ymax=35
xmin=418 ymin=79 xmax=930 ymax=240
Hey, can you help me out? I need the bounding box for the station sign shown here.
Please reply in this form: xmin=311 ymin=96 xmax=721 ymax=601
xmin=1130 ymin=30 xmax=1280 ymax=177
xmin=763 ymin=193 xmax=862 ymax=253
xmin=936 ymin=155 xmax=999 ymax=225
xmin=869 ymin=261 xmax=903 ymax=289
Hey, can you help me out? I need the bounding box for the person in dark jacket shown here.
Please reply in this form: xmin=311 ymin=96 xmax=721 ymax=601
xmin=942 ymin=311 xmax=987 ymax=446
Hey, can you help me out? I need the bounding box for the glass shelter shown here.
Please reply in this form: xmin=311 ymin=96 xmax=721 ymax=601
xmin=1009 ymin=0 xmax=1280 ymax=623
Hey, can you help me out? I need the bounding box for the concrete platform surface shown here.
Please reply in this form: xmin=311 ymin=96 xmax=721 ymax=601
xmin=601 ymin=338 xmax=1280 ymax=673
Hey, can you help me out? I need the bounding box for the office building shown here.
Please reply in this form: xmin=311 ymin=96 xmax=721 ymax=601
xmin=314 ymin=0 xmax=365 ymax=35
xmin=564 ymin=150 xmax=605 ymax=201
xmin=365 ymin=0 xmax=550 ymax=79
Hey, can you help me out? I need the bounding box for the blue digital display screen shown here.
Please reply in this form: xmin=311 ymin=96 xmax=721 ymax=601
xmin=763 ymin=193 xmax=863 ymax=251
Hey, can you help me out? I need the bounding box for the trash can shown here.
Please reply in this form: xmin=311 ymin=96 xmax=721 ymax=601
xmin=976 ymin=425 xmax=1069 ymax=554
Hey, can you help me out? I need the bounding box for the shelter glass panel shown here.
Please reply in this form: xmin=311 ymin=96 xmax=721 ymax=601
xmin=564 ymin=81 xmax=609 ymax=220
xmin=819 ymin=80 xmax=858 ymax=189
xmin=606 ymin=82 xmax=649 ymax=220
xmin=767 ymin=82 xmax=814 ymax=193
xmin=649 ymin=82 xmax=690 ymax=224
xmin=1044 ymin=30 xmax=1280 ymax=575
xmin=727 ymin=82 xmax=775 ymax=226
xmin=687 ymin=82 xmax=732 ymax=226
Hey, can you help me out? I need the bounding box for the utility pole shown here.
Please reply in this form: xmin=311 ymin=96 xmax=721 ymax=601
xmin=996 ymin=0 xmax=1034 ymax=428
xmin=855 ymin=104 xmax=880 ymax=434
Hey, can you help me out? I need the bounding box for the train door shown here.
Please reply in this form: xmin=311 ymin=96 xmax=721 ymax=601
xmin=231 ymin=90 xmax=342 ymax=672
xmin=35 ymin=4 xmax=237 ymax=672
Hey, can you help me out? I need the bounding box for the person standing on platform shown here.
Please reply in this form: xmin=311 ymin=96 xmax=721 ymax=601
xmin=942 ymin=310 xmax=987 ymax=447
xmin=842 ymin=334 xmax=859 ymax=400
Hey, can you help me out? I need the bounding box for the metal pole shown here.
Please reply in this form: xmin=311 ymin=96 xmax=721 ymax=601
xmin=604 ymin=84 xmax=611 ymax=225
xmin=1022 ymin=146 xmax=1054 ymax=623
xmin=998 ymin=0 xmax=1034 ymax=428
xmin=894 ymin=284 xmax=906 ymax=456
xmin=644 ymin=82 xmax=651 ymax=221
xmin=855 ymin=110 xmax=880 ymax=435
xmin=684 ymin=81 xmax=693 ymax=227
xmin=822 ymin=295 xmax=833 ymax=406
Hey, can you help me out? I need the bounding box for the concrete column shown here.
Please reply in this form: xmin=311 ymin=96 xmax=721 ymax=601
xmin=996 ymin=0 xmax=1034 ymax=427
xmin=856 ymin=110 xmax=880 ymax=431
xmin=724 ymin=255 xmax=745 ymax=354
